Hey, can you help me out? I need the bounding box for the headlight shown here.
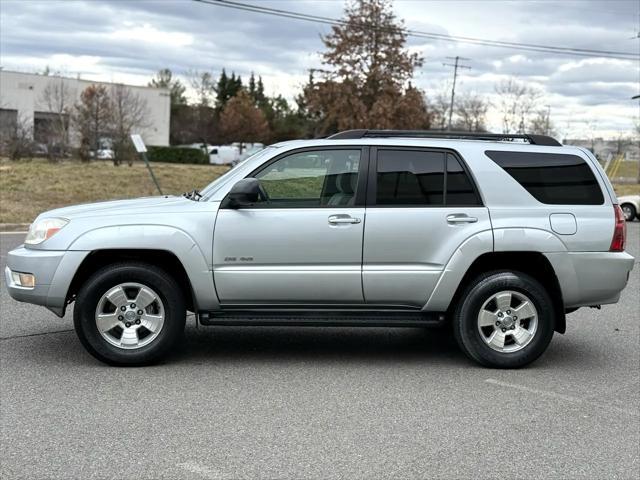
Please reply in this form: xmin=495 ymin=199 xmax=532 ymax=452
xmin=25 ymin=218 xmax=69 ymax=245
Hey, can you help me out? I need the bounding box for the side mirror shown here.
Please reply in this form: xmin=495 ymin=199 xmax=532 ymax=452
xmin=226 ymin=178 xmax=260 ymax=208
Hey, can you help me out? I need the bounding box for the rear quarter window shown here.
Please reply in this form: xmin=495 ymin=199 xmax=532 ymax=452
xmin=485 ymin=150 xmax=604 ymax=205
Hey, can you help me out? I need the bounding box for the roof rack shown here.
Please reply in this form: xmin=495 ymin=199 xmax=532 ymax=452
xmin=326 ymin=129 xmax=562 ymax=147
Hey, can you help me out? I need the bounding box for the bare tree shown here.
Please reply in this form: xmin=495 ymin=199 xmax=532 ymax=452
xmin=73 ymin=84 xmax=111 ymax=161
xmin=1 ymin=113 xmax=33 ymax=160
xmin=429 ymin=88 xmax=452 ymax=131
xmin=188 ymin=70 xmax=215 ymax=107
xmin=529 ymin=106 xmax=556 ymax=137
xmin=586 ymin=119 xmax=599 ymax=152
xmin=455 ymin=92 xmax=489 ymax=132
xmin=495 ymin=77 xmax=540 ymax=133
xmin=40 ymin=77 xmax=73 ymax=160
xmin=109 ymin=84 xmax=150 ymax=166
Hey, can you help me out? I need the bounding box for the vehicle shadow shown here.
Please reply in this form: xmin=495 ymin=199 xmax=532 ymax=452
xmin=5 ymin=321 xmax=603 ymax=371
xmin=172 ymin=325 xmax=467 ymax=366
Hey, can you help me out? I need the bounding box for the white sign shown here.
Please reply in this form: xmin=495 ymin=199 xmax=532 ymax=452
xmin=130 ymin=134 xmax=147 ymax=153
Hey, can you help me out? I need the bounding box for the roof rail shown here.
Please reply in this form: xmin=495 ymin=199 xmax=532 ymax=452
xmin=327 ymin=129 xmax=562 ymax=146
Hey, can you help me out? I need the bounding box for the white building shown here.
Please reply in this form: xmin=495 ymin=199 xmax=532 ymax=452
xmin=0 ymin=70 xmax=170 ymax=147
xmin=564 ymin=138 xmax=639 ymax=164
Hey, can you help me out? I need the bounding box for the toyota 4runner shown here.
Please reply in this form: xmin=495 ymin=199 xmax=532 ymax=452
xmin=5 ymin=130 xmax=634 ymax=368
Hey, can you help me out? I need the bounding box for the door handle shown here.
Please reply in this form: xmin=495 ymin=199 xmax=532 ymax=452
xmin=328 ymin=214 xmax=361 ymax=225
xmin=447 ymin=214 xmax=478 ymax=224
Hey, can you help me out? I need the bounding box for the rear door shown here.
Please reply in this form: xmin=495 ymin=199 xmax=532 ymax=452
xmin=362 ymin=147 xmax=492 ymax=307
xmin=213 ymin=147 xmax=368 ymax=305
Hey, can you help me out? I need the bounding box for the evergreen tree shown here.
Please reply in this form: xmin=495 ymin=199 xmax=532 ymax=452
xmin=149 ymin=68 xmax=187 ymax=106
xmin=215 ymin=69 xmax=230 ymax=110
xmin=255 ymin=76 xmax=267 ymax=108
xmin=248 ymin=72 xmax=257 ymax=102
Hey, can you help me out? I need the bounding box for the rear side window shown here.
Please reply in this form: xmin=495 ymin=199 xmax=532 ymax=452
xmin=486 ymin=151 xmax=603 ymax=205
xmin=377 ymin=150 xmax=444 ymax=205
xmin=375 ymin=149 xmax=480 ymax=206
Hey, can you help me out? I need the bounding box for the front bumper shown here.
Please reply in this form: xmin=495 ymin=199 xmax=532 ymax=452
xmin=545 ymin=251 xmax=635 ymax=308
xmin=5 ymin=246 xmax=89 ymax=316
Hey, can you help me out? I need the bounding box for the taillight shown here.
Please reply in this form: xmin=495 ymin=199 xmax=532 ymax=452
xmin=610 ymin=204 xmax=626 ymax=252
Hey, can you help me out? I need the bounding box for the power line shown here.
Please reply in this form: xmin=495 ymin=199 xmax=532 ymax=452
xmin=443 ymin=56 xmax=471 ymax=130
xmin=193 ymin=0 xmax=639 ymax=60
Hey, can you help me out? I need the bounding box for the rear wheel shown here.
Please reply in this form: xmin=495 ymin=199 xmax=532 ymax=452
xmin=74 ymin=263 xmax=186 ymax=366
xmin=621 ymin=203 xmax=636 ymax=222
xmin=452 ymin=271 xmax=555 ymax=368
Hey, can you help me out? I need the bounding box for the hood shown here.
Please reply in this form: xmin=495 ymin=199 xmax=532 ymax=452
xmin=40 ymin=196 xmax=193 ymax=220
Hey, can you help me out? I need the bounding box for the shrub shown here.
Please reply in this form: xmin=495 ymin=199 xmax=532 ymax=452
xmin=147 ymin=146 xmax=208 ymax=164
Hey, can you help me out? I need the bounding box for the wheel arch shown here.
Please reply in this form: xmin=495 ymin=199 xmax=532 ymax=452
xmin=67 ymin=249 xmax=197 ymax=312
xmin=446 ymin=251 xmax=566 ymax=334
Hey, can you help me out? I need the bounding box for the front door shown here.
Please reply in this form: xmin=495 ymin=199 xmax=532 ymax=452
xmin=213 ymin=148 xmax=367 ymax=305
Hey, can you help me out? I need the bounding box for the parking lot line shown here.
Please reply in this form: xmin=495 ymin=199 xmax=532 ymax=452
xmin=176 ymin=461 xmax=222 ymax=480
xmin=485 ymin=378 xmax=639 ymax=417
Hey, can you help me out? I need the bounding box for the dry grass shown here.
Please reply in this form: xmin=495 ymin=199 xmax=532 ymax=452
xmin=604 ymin=160 xmax=640 ymax=180
xmin=613 ymin=183 xmax=640 ymax=197
xmin=0 ymin=158 xmax=229 ymax=224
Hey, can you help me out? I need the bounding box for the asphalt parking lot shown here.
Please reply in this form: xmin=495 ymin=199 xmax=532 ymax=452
xmin=1 ymin=225 xmax=639 ymax=480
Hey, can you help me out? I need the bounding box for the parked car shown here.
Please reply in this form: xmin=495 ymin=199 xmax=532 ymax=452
xmin=5 ymin=130 xmax=634 ymax=368
xmin=91 ymin=148 xmax=114 ymax=160
xmin=618 ymin=194 xmax=640 ymax=221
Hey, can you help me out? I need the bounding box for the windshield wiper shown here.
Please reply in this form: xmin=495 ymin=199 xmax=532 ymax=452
xmin=182 ymin=189 xmax=202 ymax=201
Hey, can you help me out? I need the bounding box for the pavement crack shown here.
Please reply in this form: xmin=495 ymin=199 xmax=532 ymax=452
xmin=0 ymin=328 xmax=74 ymax=340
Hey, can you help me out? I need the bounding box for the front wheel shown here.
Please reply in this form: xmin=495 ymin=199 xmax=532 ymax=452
xmin=452 ymin=271 xmax=555 ymax=368
xmin=74 ymin=262 xmax=186 ymax=366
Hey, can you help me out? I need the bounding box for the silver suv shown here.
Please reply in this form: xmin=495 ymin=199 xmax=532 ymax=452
xmin=5 ymin=130 xmax=634 ymax=368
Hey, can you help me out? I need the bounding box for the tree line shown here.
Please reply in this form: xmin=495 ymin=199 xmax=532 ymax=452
xmin=152 ymin=0 xmax=558 ymax=149
xmin=3 ymin=0 xmax=572 ymax=163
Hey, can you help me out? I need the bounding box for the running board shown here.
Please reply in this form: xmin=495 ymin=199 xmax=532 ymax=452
xmin=198 ymin=310 xmax=446 ymax=327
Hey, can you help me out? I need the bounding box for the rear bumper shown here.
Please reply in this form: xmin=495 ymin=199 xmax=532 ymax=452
xmin=5 ymin=246 xmax=88 ymax=316
xmin=545 ymin=251 xmax=635 ymax=308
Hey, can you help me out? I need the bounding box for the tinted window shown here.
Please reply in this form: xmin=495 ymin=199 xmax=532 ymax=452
xmin=255 ymin=149 xmax=361 ymax=207
xmin=485 ymin=151 xmax=603 ymax=205
xmin=446 ymin=154 xmax=481 ymax=206
xmin=377 ymin=150 xmax=444 ymax=205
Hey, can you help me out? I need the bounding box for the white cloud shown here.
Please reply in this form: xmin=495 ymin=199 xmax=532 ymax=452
xmin=109 ymin=23 xmax=193 ymax=47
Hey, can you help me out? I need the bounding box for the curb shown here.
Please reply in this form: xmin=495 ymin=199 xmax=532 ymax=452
xmin=0 ymin=223 xmax=30 ymax=233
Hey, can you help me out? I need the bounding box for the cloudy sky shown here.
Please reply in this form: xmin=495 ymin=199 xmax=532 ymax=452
xmin=1 ymin=0 xmax=638 ymax=138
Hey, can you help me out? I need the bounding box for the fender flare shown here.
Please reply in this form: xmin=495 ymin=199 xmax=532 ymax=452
xmin=423 ymin=230 xmax=493 ymax=312
xmin=68 ymin=224 xmax=218 ymax=311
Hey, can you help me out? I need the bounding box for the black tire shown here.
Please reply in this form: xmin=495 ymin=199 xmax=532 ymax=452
xmin=74 ymin=262 xmax=186 ymax=366
xmin=452 ymin=271 xmax=555 ymax=368
xmin=620 ymin=203 xmax=636 ymax=222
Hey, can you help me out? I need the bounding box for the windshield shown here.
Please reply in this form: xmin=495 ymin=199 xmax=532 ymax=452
xmin=200 ymin=147 xmax=274 ymax=199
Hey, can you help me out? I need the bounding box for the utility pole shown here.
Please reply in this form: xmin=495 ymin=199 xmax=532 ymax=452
xmin=545 ymin=104 xmax=551 ymax=135
xmin=443 ymin=56 xmax=471 ymax=131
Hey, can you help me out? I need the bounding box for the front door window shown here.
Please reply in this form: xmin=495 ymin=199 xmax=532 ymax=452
xmin=254 ymin=149 xmax=361 ymax=207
